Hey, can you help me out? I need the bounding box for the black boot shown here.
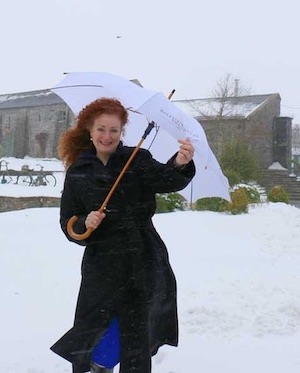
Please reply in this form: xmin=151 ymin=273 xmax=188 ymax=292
xmin=90 ymin=361 xmax=113 ymax=373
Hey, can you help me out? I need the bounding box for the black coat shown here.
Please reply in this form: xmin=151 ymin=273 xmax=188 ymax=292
xmin=50 ymin=143 xmax=195 ymax=373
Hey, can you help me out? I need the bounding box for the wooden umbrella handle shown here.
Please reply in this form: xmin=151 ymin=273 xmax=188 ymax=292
xmin=66 ymin=215 xmax=94 ymax=241
xmin=67 ymin=89 xmax=176 ymax=241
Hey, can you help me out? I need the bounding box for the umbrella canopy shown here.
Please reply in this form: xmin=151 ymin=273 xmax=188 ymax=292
xmin=51 ymin=72 xmax=230 ymax=202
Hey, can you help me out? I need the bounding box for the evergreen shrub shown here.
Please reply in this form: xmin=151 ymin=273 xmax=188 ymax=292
xmin=233 ymin=184 xmax=261 ymax=204
xmin=194 ymin=197 xmax=229 ymax=212
xmin=220 ymin=141 xmax=260 ymax=184
xmin=227 ymin=187 xmax=249 ymax=215
xmin=0 ymin=144 xmax=5 ymax=158
xmin=267 ymin=185 xmax=289 ymax=203
xmin=223 ymin=168 xmax=241 ymax=187
xmin=155 ymin=192 xmax=186 ymax=213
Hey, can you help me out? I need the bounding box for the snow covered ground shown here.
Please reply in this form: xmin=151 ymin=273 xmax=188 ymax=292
xmin=1 ymin=157 xmax=300 ymax=372
xmin=0 ymin=157 xmax=64 ymax=198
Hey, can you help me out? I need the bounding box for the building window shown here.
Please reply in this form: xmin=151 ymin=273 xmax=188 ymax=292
xmin=58 ymin=111 xmax=66 ymax=122
xmin=5 ymin=116 xmax=11 ymax=129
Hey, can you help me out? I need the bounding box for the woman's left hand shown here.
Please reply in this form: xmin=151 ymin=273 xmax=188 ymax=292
xmin=174 ymin=139 xmax=195 ymax=167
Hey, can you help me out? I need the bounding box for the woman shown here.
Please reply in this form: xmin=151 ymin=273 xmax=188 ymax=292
xmin=50 ymin=98 xmax=195 ymax=373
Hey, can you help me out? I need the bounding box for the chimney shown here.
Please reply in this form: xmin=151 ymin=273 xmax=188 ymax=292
xmin=234 ymin=79 xmax=239 ymax=97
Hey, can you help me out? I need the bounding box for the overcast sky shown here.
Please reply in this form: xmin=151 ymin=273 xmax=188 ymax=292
xmin=1 ymin=0 xmax=300 ymax=122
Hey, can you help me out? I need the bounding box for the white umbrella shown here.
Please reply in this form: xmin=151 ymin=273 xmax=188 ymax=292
xmin=51 ymin=72 xmax=230 ymax=202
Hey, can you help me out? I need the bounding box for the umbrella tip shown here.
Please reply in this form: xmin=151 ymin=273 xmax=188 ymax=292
xmin=168 ymin=89 xmax=176 ymax=100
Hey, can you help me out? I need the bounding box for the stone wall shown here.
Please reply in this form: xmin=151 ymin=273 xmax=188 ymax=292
xmin=199 ymin=95 xmax=281 ymax=169
xmin=0 ymin=104 xmax=72 ymax=158
xmin=0 ymin=196 xmax=60 ymax=213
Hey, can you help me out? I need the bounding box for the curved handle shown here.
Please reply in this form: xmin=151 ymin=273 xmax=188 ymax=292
xmin=67 ymin=215 xmax=95 ymax=241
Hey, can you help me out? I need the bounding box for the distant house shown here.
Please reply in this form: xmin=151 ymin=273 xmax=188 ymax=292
xmin=0 ymin=89 xmax=293 ymax=172
xmin=173 ymin=93 xmax=292 ymax=170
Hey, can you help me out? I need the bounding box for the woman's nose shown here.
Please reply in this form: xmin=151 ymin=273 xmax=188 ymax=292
xmin=102 ymin=130 xmax=111 ymax=139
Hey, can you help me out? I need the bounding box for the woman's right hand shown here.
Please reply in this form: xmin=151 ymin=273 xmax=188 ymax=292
xmin=85 ymin=210 xmax=106 ymax=229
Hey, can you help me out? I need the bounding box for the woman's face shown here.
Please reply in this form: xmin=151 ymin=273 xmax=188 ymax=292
xmin=90 ymin=114 xmax=123 ymax=158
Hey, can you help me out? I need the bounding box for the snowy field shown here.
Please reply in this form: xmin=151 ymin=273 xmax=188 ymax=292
xmin=1 ymin=157 xmax=300 ymax=372
xmin=0 ymin=157 xmax=64 ymax=198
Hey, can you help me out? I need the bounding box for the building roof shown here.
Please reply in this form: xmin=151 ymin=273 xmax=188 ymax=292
xmin=173 ymin=93 xmax=281 ymax=119
xmin=0 ymin=88 xmax=280 ymax=120
xmin=0 ymin=79 xmax=144 ymax=110
xmin=0 ymin=89 xmax=63 ymax=109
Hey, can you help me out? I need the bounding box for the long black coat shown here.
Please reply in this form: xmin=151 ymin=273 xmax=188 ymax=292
xmin=50 ymin=143 xmax=195 ymax=373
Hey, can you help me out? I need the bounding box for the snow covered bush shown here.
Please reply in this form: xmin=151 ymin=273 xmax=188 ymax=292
xmin=155 ymin=192 xmax=186 ymax=213
xmin=232 ymin=184 xmax=261 ymax=204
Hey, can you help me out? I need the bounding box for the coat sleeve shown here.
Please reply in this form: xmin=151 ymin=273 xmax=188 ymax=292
xmin=138 ymin=149 xmax=196 ymax=194
xmin=60 ymin=172 xmax=88 ymax=246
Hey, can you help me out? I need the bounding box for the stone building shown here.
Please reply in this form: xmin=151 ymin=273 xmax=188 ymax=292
xmin=174 ymin=93 xmax=292 ymax=170
xmin=0 ymin=89 xmax=292 ymax=172
xmin=0 ymin=90 xmax=73 ymax=158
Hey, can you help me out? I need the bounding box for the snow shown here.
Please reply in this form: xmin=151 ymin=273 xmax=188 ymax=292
xmin=268 ymin=162 xmax=288 ymax=171
xmin=173 ymin=97 xmax=267 ymax=119
xmin=0 ymin=90 xmax=53 ymax=104
xmin=0 ymin=157 xmax=64 ymax=197
xmin=292 ymin=147 xmax=300 ymax=156
xmin=1 ymin=158 xmax=300 ymax=372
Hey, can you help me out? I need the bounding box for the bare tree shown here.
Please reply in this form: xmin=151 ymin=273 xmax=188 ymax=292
xmin=292 ymin=123 xmax=300 ymax=150
xmin=189 ymin=73 xmax=252 ymax=119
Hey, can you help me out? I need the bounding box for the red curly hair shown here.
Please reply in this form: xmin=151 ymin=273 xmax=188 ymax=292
xmin=58 ymin=98 xmax=128 ymax=168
